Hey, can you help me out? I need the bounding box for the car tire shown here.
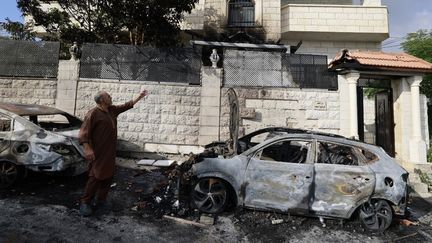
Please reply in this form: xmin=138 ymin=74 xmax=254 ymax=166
xmin=359 ymin=199 xmax=393 ymax=232
xmin=191 ymin=177 xmax=228 ymax=214
xmin=0 ymin=160 xmax=20 ymax=189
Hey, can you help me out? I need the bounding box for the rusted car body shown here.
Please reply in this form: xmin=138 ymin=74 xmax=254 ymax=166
xmin=0 ymin=102 xmax=86 ymax=188
xmin=189 ymin=133 xmax=409 ymax=231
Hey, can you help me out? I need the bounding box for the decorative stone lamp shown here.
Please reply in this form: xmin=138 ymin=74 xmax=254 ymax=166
xmin=209 ymin=49 xmax=220 ymax=68
xmin=69 ymin=41 xmax=80 ymax=60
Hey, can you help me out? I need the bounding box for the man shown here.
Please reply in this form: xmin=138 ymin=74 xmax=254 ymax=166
xmin=78 ymin=90 xmax=148 ymax=216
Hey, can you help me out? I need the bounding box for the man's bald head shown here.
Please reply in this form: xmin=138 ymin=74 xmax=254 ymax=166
xmin=94 ymin=91 xmax=112 ymax=106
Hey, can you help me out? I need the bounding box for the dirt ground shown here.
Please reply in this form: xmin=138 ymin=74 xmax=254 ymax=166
xmin=2 ymin=156 xmax=432 ymax=243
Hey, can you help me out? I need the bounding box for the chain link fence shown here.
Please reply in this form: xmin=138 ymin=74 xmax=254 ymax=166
xmin=80 ymin=43 xmax=202 ymax=84
xmin=223 ymin=50 xmax=337 ymax=90
xmin=0 ymin=39 xmax=60 ymax=78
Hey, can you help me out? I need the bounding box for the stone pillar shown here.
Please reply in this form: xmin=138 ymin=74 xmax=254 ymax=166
xmin=408 ymin=76 xmax=427 ymax=164
xmin=198 ymin=67 xmax=222 ymax=145
xmin=344 ymin=72 xmax=360 ymax=139
xmin=55 ymin=60 xmax=80 ymax=114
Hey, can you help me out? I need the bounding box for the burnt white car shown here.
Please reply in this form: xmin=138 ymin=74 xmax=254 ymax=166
xmin=0 ymin=102 xmax=87 ymax=188
xmin=190 ymin=133 xmax=409 ymax=232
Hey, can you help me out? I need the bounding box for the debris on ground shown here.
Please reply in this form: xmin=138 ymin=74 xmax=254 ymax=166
xmin=137 ymin=159 xmax=177 ymax=167
xmin=318 ymin=217 xmax=327 ymax=227
xmin=163 ymin=215 xmax=207 ymax=228
xmin=199 ymin=214 xmax=216 ymax=225
xmin=271 ymin=219 xmax=284 ymax=225
xmin=398 ymin=219 xmax=419 ymax=226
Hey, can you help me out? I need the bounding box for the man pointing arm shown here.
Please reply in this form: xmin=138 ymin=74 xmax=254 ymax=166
xmin=79 ymin=90 xmax=148 ymax=216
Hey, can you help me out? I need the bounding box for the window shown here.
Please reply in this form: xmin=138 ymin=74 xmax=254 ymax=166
xmin=254 ymin=140 xmax=310 ymax=163
xmin=228 ymin=0 xmax=255 ymax=27
xmin=24 ymin=114 xmax=82 ymax=131
xmin=317 ymin=142 xmax=360 ymax=166
xmin=0 ymin=113 xmax=12 ymax=132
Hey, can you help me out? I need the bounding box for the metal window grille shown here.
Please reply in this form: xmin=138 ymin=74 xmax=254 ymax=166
xmin=223 ymin=50 xmax=338 ymax=90
xmin=0 ymin=39 xmax=59 ymax=78
xmin=228 ymin=0 xmax=255 ymax=27
xmin=79 ymin=43 xmax=202 ymax=84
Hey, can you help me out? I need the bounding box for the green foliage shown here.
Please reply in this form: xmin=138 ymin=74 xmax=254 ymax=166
xmin=414 ymin=169 xmax=432 ymax=192
xmin=363 ymin=88 xmax=387 ymax=99
xmin=16 ymin=0 xmax=198 ymax=46
xmin=401 ymin=30 xmax=432 ymax=98
xmin=428 ymin=144 xmax=432 ymax=163
xmin=0 ymin=18 xmax=36 ymax=41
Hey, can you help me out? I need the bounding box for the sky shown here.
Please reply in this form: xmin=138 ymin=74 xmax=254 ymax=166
xmin=0 ymin=0 xmax=431 ymax=51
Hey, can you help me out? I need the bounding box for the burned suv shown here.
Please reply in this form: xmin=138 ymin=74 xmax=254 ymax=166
xmin=188 ymin=132 xmax=409 ymax=232
xmin=0 ymin=102 xmax=86 ymax=188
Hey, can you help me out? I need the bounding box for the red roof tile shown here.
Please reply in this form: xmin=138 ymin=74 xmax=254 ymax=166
xmin=330 ymin=49 xmax=432 ymax=72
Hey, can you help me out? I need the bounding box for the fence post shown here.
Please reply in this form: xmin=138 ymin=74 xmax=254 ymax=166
xmin=55 ymin=59 xmax=80 ymax=115
xmin=198 ymin=67 xmax=223 ymax=145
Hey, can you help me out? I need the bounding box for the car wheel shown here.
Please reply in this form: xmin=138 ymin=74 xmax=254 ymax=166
xmin=359 ymin=199 xmax=393 ymax=232
xmin=191 ymin=178 xmax=228 ymax=214
xmin=0 ymin=161 xmax=19 ymax=189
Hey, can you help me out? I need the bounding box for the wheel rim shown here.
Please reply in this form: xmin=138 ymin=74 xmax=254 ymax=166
xmin=192 ymin=178 xmax=227 ymax=213
xmin=0 ymin=161 xmax=18 ymax=188
xmin=359 ymin=200 xmax=393 ymax=231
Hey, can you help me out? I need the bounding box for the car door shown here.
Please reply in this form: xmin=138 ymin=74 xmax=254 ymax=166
xmin=243 ymin=138 xmax=314 ymax=213
xmin=312 ymin=140 xmax=376 ymax=218
xmin=0 ymin=113 xmax=12 ymax=153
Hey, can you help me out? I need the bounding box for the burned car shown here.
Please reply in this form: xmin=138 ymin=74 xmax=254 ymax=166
xmin=204 ymin=126 xmax=344 ymax=157
xmin=188 ymin=133 xmax=409 ymax=232
xmin=0 ymin=102 xmax=86 ymax=188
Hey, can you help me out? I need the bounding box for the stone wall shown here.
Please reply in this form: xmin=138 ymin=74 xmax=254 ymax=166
xmin=219 ymin=87 xmax=340 ymax=139
xmin=282 ymin=40 xmax=381 ymax=60
xmin=75 ymin=80 xmax=202 ymax=153
xmin=0 ymin=78 xmax=57 ymax=106
xmin=262 ymin=0 xmax=282 ymax=42
xmin=282 ymin=0 xmax=352 ymax=5
xmin=421 ymin=95 xmax=430 ymax=147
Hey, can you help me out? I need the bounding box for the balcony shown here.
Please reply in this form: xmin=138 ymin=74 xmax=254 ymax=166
xmin=281 ymin=4 xmax=389 ymax=42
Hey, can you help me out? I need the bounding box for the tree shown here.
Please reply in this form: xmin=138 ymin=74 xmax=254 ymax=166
xmin=401 ymin=29 xmax=432 ymax=97
xmin=17 ymin=0 xmax=198 ymax=46
xmin=0 ymin=18 xmax=36 ymax=41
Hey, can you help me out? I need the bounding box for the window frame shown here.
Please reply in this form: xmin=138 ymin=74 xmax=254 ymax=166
xmin=227 ymin=0 xmax=256 ymax=27
xmin=0 ymin=112 xmax=13 ymax=133
xmin=314 ymin=140 xmax=373 ymax=166
xmin=251 ymin=138 xmax=314 ymax=164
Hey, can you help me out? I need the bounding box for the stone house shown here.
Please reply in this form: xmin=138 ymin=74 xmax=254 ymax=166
xmin=10 ymin=0 xmax=432 ymax=176
xmin=181 ymin=0 xmax=387 ymax=58
xmin=181 ymin=0 xmax=432 ymax=172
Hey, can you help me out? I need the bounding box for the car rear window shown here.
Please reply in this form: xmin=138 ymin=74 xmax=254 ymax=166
xmin=317 ymin=142 xmax=360 ymax=166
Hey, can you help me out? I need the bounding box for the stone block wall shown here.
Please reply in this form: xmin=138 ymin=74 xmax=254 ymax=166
xmin=282 ymin=40 xmax=381 ymax=60
xmin=282 ymin=0 xmax=352 ymax=5
xmin=281 ymin=4 xmax=388 ymax=35
xmin=75 ymin=80 xmax=202 ymax=152
xmin=219 ymin=87 xmax=340 ymax=139
xmin=421 ymin=95 xmax=430 ymax=147
xmin=0 ymin=78 xmax=57 ymax=106
xmin=262 ymin=0 xmax=282 ymax=42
